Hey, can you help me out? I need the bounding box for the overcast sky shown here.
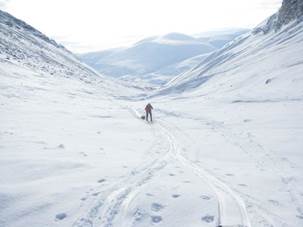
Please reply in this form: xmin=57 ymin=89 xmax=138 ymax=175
xmin=0 ymin=0 xmax=282 ymax=53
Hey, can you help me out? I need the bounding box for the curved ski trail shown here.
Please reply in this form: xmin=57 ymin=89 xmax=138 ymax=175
xmin=73 ymin=105 xmax=251 ymax=227
xmin=157 ymin=120 xmax=251 ymax=227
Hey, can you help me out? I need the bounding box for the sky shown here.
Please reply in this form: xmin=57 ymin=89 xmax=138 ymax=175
xmin=0 ymin=0 xmax=282 ymax=53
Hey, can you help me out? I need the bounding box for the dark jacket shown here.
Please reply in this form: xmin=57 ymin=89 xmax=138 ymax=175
xmin=145 ymin=103 xmax=153 ymax=112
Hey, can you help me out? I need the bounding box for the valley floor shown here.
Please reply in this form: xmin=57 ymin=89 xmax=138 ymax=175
xmin=1 ymin=62 xmax=303 ymax=227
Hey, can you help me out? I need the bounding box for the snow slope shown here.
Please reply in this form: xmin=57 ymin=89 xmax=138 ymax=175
xmin=1 ymin=1 xmax=303 ymax=227
xmin=160 ymin=0 xmax=303 ymax=99
xmin=137 ymin=1 xmax=303 ymax=226
xmin=79 ymin=30 xmax=248 ymax=85
xmin=0 ymin=10 xmax=102 ymax=82
xmin=0 ymin=10 xmax=155 ymax=227
xmin=195 ymin=28 xmax=250 ymax=49
xmin=0 ymin=9 xmax=220 ymax=227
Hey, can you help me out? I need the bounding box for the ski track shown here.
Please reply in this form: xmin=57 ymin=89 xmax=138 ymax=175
xmin=72 ymin=125 xmax=169 ymax=227
xmin=72 ymin=102 xmax=171 ymax=227
xmin=197 ymin=116 xmax=303 ymax=226
xmin=157 ymin=120 xmax=251 ymax=227
xmin=159 ymin=111 xmax=302 ymax=227
xmin=72 ymin=104 xmax=252 ymax=227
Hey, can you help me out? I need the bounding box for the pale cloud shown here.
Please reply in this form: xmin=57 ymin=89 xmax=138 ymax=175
xmin=3 ymin=0 xmax=283 ymax=53
xmin=0 ymin=0 xmax=10 ymax=9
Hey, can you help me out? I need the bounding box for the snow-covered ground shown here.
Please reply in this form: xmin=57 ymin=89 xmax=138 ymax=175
xmin=1 ymin=61 xmax=302 ymax=227
xmin=1 ymin=1 xmax=303 ymax=227
xmin=143 ymin=96 xmax=303 ymax=227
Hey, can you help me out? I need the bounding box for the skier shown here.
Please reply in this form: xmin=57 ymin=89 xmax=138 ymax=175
xmin=145 ymin=103 xmax=153 ymax=122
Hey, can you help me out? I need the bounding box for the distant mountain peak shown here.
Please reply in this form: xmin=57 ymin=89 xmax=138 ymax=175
xmin=161 ymin=33 xmax=195 ymax=41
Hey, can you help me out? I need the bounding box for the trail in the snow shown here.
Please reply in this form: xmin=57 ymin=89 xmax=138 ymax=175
xmin=72 ymin=103 xmax=251 ymax=227
xmin=72 ymin=102 xmax=172 ymax=227
xmin=203 ymin=118 xmax=303 ymax=226
xmin=157 ymin=109 xmax=301 ymax=226
xmin=157 ymin=120 xmax=251 ymax=227
xmin=98 ymin=137 xmax=171 ymax=227
xmin=99 ymin=106 xmax=251 ymax=226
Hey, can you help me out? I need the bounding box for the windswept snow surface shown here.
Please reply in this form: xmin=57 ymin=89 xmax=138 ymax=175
xmin=0 ymin=62 xmax=222 ymax=227
xmin=0 ymin=61 xmax=164 ymax=227
xmin=143 ymin=5 xmax=303 ymax=227
xmin=1 ymin=3 xmax=303 ymax=227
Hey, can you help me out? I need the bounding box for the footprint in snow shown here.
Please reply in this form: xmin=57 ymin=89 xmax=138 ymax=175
xmin=55 ymin=213 xmax=67 ymax=220
xmin=97 ymin=179 xmax=106 ymax=183
xmin=92 ymin=192 xmax=100 ymax=196
xmin=172 ymin=194 xmax=181 ymax=198
xmin=151 ymin=203 xmax=164 ymax=212
xmin=238 ymin=183 xmax=247 ymax=187
xmin=80 ymin=152 xmax=88 ymax=157
xmin=57 ymin=144 xmax=65 ymax=149
xmin=169 ymin=173 xmax=175 ymax=177
xmin=133 ymin=209 xmax=146 ymax=222
xmin=225 ymin=173 xmax=234 ymax=176
xmin=146 ymin=193 xmax=154 ymax=197
xmin=151 ymin=215 xmax=162 ymax=223
xmin=296 ymin=215 xmax=303 ymax=219
xmin=75 ymin=218 xmax=93 ymax=227
xmin=200 ymin=195 xmax=211 ymax=200
xmin=268 ymin=199 xmax=280 ymax=206
xmin=201 ymin=215 xmax=214 ymax=223
xmin=183 ymin=180 xmax=191 ymax=184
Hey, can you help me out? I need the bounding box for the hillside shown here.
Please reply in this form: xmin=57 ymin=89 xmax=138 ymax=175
xmin=0 ymin=10 xmax=102 ymax=82
xmin=1 ymin=1 xmax=303 ymax=227
xmin=0 ymin=10 xmax=147 ymax=227
xmin=80 ymin=30 xmax=248 ymax=84
xmin=141 ymin=1 xmax=303 ymax=226
xmin=159 ymin=2 xmax=303 ymax=101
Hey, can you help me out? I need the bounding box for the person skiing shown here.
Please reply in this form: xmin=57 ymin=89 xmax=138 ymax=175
xmin=145 ymin=103 xmax=153 ymax=122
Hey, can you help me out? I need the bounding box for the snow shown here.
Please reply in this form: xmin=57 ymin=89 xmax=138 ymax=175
xmin=0 ymin=62 xmax=155 ymax=227
xmin=1 ymin=2 xmax=303 ymax=227
xmin=79 ymin=30 xmax=248 ymax=85
xmin=159 ymin=19 xmax=303 ymax=101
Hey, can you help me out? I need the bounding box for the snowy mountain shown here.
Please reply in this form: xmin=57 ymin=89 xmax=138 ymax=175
xmin=80 ymin=30 xmax=248 ymax=84
xmin=1 ymin=1 xmax=303 ymax=227
xmin=159 ymin=0 xmax=303 ymax=101
xmin=0 ymin=10 xmax=142 ymax=227
xmin=0 ymin=10 xmax=107 ymax=84
xmin=195 ymin=28 xmax=250 ymax=48
xmin=143 ymin=2 xmax=303 ymax=226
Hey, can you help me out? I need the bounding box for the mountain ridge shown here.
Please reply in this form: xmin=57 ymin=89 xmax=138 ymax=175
xmin=80 ymin=29 xmax=249 ymax=84
xmin=156 ymin=0 xmax=303 ymax=100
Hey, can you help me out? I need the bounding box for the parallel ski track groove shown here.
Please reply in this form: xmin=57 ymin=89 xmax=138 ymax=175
xmin=157 ymin=119 xmax=251 ymax=227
